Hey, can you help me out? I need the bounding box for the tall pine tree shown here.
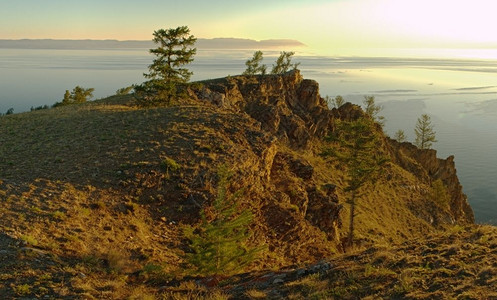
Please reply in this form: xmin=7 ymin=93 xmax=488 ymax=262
xmin=135 ymin=26 xmax=197 ymax=106
xmin=323 ymin=117 xmax=388 ymax=249
xmin=363 ymin=96 xmax=385 ymax=127
xmin=394 ymin=129 xmax=407 ymax=142
xmin=414 ymin=114 xmax=437 ymax=149
xmin=145 ymin=26 xmax=196 ymax=83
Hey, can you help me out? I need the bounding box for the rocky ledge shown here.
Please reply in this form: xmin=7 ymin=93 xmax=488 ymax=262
xmin=189 ymin=71 xmax=473 ymax=230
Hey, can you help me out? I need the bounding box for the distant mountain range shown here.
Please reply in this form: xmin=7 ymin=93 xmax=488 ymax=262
xmin=0 ymin=38 xmax=306 ymax=50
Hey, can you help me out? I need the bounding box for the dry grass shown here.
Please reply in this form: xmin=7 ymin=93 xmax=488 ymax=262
xmin=1 ymin=95 xmax=340 ymax=297
xmin=219 ymin=225 xmax=497 ymax=299
xmin=0 ymin=97 xmax=223 ymax=298
xmin=0 ymin=87 xmax=486 ymax=298
xmin=302 ymin=225 xmax=497 ymax=299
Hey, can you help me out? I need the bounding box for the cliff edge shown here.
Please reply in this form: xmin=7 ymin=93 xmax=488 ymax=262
xmin=191 ymin=69 xmax=473 ymax=227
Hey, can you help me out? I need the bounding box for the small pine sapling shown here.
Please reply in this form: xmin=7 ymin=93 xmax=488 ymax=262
xmin=183 ymin=165 xmax=262 ymax=276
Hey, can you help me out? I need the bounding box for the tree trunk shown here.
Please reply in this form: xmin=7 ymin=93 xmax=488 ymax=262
xmin=346 ymin=190 xmax=356 ymax=250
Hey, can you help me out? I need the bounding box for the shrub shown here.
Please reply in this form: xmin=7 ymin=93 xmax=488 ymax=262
xmin=53 ymin=86 xmax=94 ymax=107
xmin=161 ymin=157 xmax=180 ymax=176
xmin=430 ymin=179 xmax=450 ymax=207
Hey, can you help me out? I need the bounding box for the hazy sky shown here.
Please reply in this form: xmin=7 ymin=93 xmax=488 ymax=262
xmin=2 ymin=0 xmax=497 ymax=54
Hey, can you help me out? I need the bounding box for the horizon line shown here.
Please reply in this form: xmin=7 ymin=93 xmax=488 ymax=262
xmin=0 ymin=38 xmax=307 ymax=50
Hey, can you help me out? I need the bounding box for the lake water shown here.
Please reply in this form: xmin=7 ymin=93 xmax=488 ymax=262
xmin=1 ymin=48 xmax=497 ymax=224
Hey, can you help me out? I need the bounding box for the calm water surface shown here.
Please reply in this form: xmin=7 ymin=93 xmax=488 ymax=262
xmin=1 ymin=48 xmax=496 ymax=223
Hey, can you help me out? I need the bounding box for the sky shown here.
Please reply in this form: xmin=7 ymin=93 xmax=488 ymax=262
xmin=2 ymin=0 xmax=497 ymax=55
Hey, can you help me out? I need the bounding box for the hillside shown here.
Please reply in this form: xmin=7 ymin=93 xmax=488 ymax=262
xmin=0 ymin=70 xmax=481 ymax=299
xmin=223 ymin=225 xmax=497 ymax=299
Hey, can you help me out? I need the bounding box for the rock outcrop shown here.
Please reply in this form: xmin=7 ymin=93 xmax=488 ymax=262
xmin=190 ymin=71 xmax=474 ymax=239
xmin=191 ymin=70 xmax=333 ymax=148
xmin=390 ymin=140 xmax=474 ymax=224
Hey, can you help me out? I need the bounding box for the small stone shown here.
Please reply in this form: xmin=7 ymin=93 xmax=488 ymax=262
xmin=158 ymin=286 xmax=168 ymax=292
xmin=267 ymin=289 xmax=282 ymax=298
xmin=116 ymin=204 xmax=128 ymax=213
xmin=319 ymin=262 xmax=331 ymax=271
xmin=230 ymin=285 xmax=246 ymax=295
xmin=323 ymin=184 xmax=337 ymax=195
xmin=20 ymin=247 xmax=47 ymax=255
xmin=274 ymin=273 xmax=287 ymax=280
xmin=261 ymin=272 xmax=275 ymax=279
xmin=78 ymin=272 xmax=87 ymax=279
xmin=296 ymin=268 xmax=307 ymax=277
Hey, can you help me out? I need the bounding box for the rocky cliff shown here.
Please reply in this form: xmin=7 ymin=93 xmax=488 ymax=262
xmin=191 ymin=70 xmax=332 ymax=148
xmin=389 ymin=140 xmax=474 ymax=224
xmin=190 ymin=70 xmax=474 ymax=233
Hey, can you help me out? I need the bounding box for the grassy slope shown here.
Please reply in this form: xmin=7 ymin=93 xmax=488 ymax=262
xmin=225 ymin=225 xmax=497 ymax=299
xmin=0 ymin=95 xmax=315 ymax=298
xmin=0 ymin=96 xmax=176 ymax=298
xmin=0 ymin=95 xmax=491 ymax=298
xmin=0 ymin=96 xmax=262 ymax=298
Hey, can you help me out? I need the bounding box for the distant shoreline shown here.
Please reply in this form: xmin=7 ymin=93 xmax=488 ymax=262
xmin=0 ymin=38 xmax=306 ymax=50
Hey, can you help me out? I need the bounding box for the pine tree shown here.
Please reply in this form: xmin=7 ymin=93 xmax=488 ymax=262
xmin=363 ymin=96 xmax=385 ymax=127
xmin=183 ymin=166 xmax=261 ymax=276
xmin=394 ymin=129 xmax=407 ymax=142
xmin=271 ymin=51 xmax=300 ymax=74
xmin=326 ymin=95 xmax=345 ymax=109
xmin=72 ymin=86 xmax=94 ymax=103
xmin=430 ymin=179 xmax=450 ymax=208
xmin=62 ymin=90 xmax=72 ymax=105
xmin=136 ymin=26 xmax=196 ymax=106
xmin=323 ymin=117 xmax=388 ymax=249
xmin=243 ymin=51 xmax=266 ymax=75
xmin=414 ymin=114 xmax=437 ymax=149
xmin=145 ymin=26 xmax=196 ymax=83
